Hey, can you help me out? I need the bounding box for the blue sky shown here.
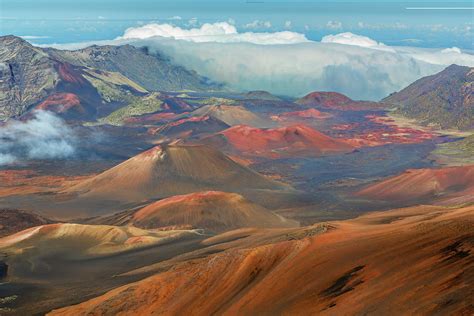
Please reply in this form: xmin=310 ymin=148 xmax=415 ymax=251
xmin=0 ymin=0 xmax=472 ymax=49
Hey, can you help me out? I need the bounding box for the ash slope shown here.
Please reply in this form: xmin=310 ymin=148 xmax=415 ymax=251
xmin=0 ymin=209 xmax=54 ymax=238
xmin=95 ymin=191 xmax=298 ymax=233
xmin=49 ymin=204 xmax=474 ymax=316
xmin=64 ymin=144 xmax=290 ymax=204
xmin=356 ymin=165 xmax=474 ymax=204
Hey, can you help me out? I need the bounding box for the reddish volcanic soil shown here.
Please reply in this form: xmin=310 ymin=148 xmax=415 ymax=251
xmin=36 ymin=93 xmax=83 ymax=114
xmin=161 ymin=98 xmax=194 ymax=111
xmin=0 ymin=209 xmax=54 ymax=238
xmin=130 ymin=191 xmax=298 ymax=232
xmin=212 ymin=124 xmax=354 ymax=158
xmin=356 ymin=165 xmax=474 ymax=203
xmin=0 ymin=170 xmax=90 ymax=197
xmin=147 ymin=116 xmax=212 ymax=136
xmin=187 ymin=104 xmax=269 ymax=127
xmin=333 ymin=115 xmax=436 ymax=147
xmin=49 ymin=204 xmax=474 ymax=315
xmin=271 ymin=108 xmax=332 ymax=122
xmin=57 ymin=63 xmax=87 ymax=85
xmin=167 ymin=115 xmax=210 ymax=127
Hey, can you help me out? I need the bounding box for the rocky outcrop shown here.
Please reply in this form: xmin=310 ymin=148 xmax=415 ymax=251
xmin=0 ymin=36 xmax=58 ymax=119
xmin=0 ymin=35 xmax=222 ymax=120
xmin=46 ymin=44 xmax=222 ymax=92
xmin=0 ymin=209 xmax=54 ymax=238
xmin=0 ymin=261 xmax=7 ymax=279
xmin=383 ymin=64 xmax=474 ymax=130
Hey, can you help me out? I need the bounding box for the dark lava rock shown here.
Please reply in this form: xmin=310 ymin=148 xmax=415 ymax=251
xmin=0 ymin=261 xmax=8 ymax=278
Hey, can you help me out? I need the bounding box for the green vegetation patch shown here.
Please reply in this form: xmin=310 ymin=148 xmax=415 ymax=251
xmin=83 ymin=68 xmax=148 ymax=103
xmin=98 ymin=93 xmax=163 ymax=126
xmin=196 ymin=97 xmax=237 ymax=106
xmin=431 ymin=134 xmax=474 ymax=165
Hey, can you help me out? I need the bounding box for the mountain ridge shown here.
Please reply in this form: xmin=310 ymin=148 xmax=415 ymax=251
xmin=0 ymin=35 xmax=222 ymax=120
xmin=383 ymin=64 xmax=474 ymax=130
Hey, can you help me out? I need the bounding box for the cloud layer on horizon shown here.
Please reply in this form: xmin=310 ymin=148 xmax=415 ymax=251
xmin=321 ymin=32 xmax=395 ymax=52
xmin=118 ymin=22 xmax=309 ymax=45
xmin=43 ymin=22 xmax=474 ymax=100
xmin=0 ymin=111 xmax=77 ymax=166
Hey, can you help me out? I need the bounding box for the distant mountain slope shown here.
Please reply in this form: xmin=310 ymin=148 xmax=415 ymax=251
xmin=0 ymin=35 xmax=222 ymax=120
xmin=242 ymin=90 xmax=282 ymax=101
xmin=383 ymin=64 xmax=474 ymax=130
xmin=149 ymin=115 xmax=230 ymax=139
xmin=183 ymin=104 xmax=270 ymax=127
xmin=296 ymin=91 xmax=382 ymax=110
xmin=0 ymin=36 xmax=58 ymax=119
xmin=46 ymin=44 xmax=221 ymax=92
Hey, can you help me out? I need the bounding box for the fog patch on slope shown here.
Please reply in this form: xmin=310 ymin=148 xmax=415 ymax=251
xmin=130 ymin=38 xmax=447 ymax=100
xmin=0 ymin=110 xmax=77 ymax=165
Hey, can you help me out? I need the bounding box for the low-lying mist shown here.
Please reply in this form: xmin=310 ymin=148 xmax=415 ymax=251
xmin=0 ymin=110 xmax=77 ymax=166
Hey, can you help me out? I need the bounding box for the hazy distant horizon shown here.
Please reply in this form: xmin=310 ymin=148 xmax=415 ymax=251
xmin=1 ymin=0 xmax=472 ymax=49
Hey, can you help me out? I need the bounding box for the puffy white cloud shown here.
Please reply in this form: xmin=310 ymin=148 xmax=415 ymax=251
xmin=441 ymin=47 xmax=462 ymax=54
xmin=244 ymin=20 xmax=272 ymax=29
xmin=396 ymin=46 xmax=473 ymax=67
xmin=119 ymin=22 xmax=235 ymax=40
xmin=117 ymin=22 xmax=309 ymax=45
xmin=321 ymin=32 xmax=394 ymax=52
xmin=356 ymin=22 xmax=408 ymax=30
xmin=0 ymin=111 xmax=76 ymax=165
xmin=326 ymin=21 xmax=343 ymax=30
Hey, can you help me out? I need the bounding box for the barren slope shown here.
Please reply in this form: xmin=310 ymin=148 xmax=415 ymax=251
xmin=64 ymin=144 xmax=289 ymax=203
xmin=128 ymin=191 xmax=298 ymax=232
xmin=357 ymin=165 xmax=474 ymax=204
xmin=204 ymin=124 xmax=354 ymax=158
xmin=49 ymin=205 xmax=474 ymax=315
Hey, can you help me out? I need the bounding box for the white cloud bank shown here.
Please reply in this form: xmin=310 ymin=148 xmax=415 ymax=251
xmin=0 ymin=111 xmax=76 ymax=165
xmin=46 ymin=22 xmax=474 ymax=100
xmin=118 ymin=22 xmax=308 ymax=45
xmin=441 ymin=47 xmax=462 ymax=54
xmin=321 ymin=32 xmax=395 ymax=52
